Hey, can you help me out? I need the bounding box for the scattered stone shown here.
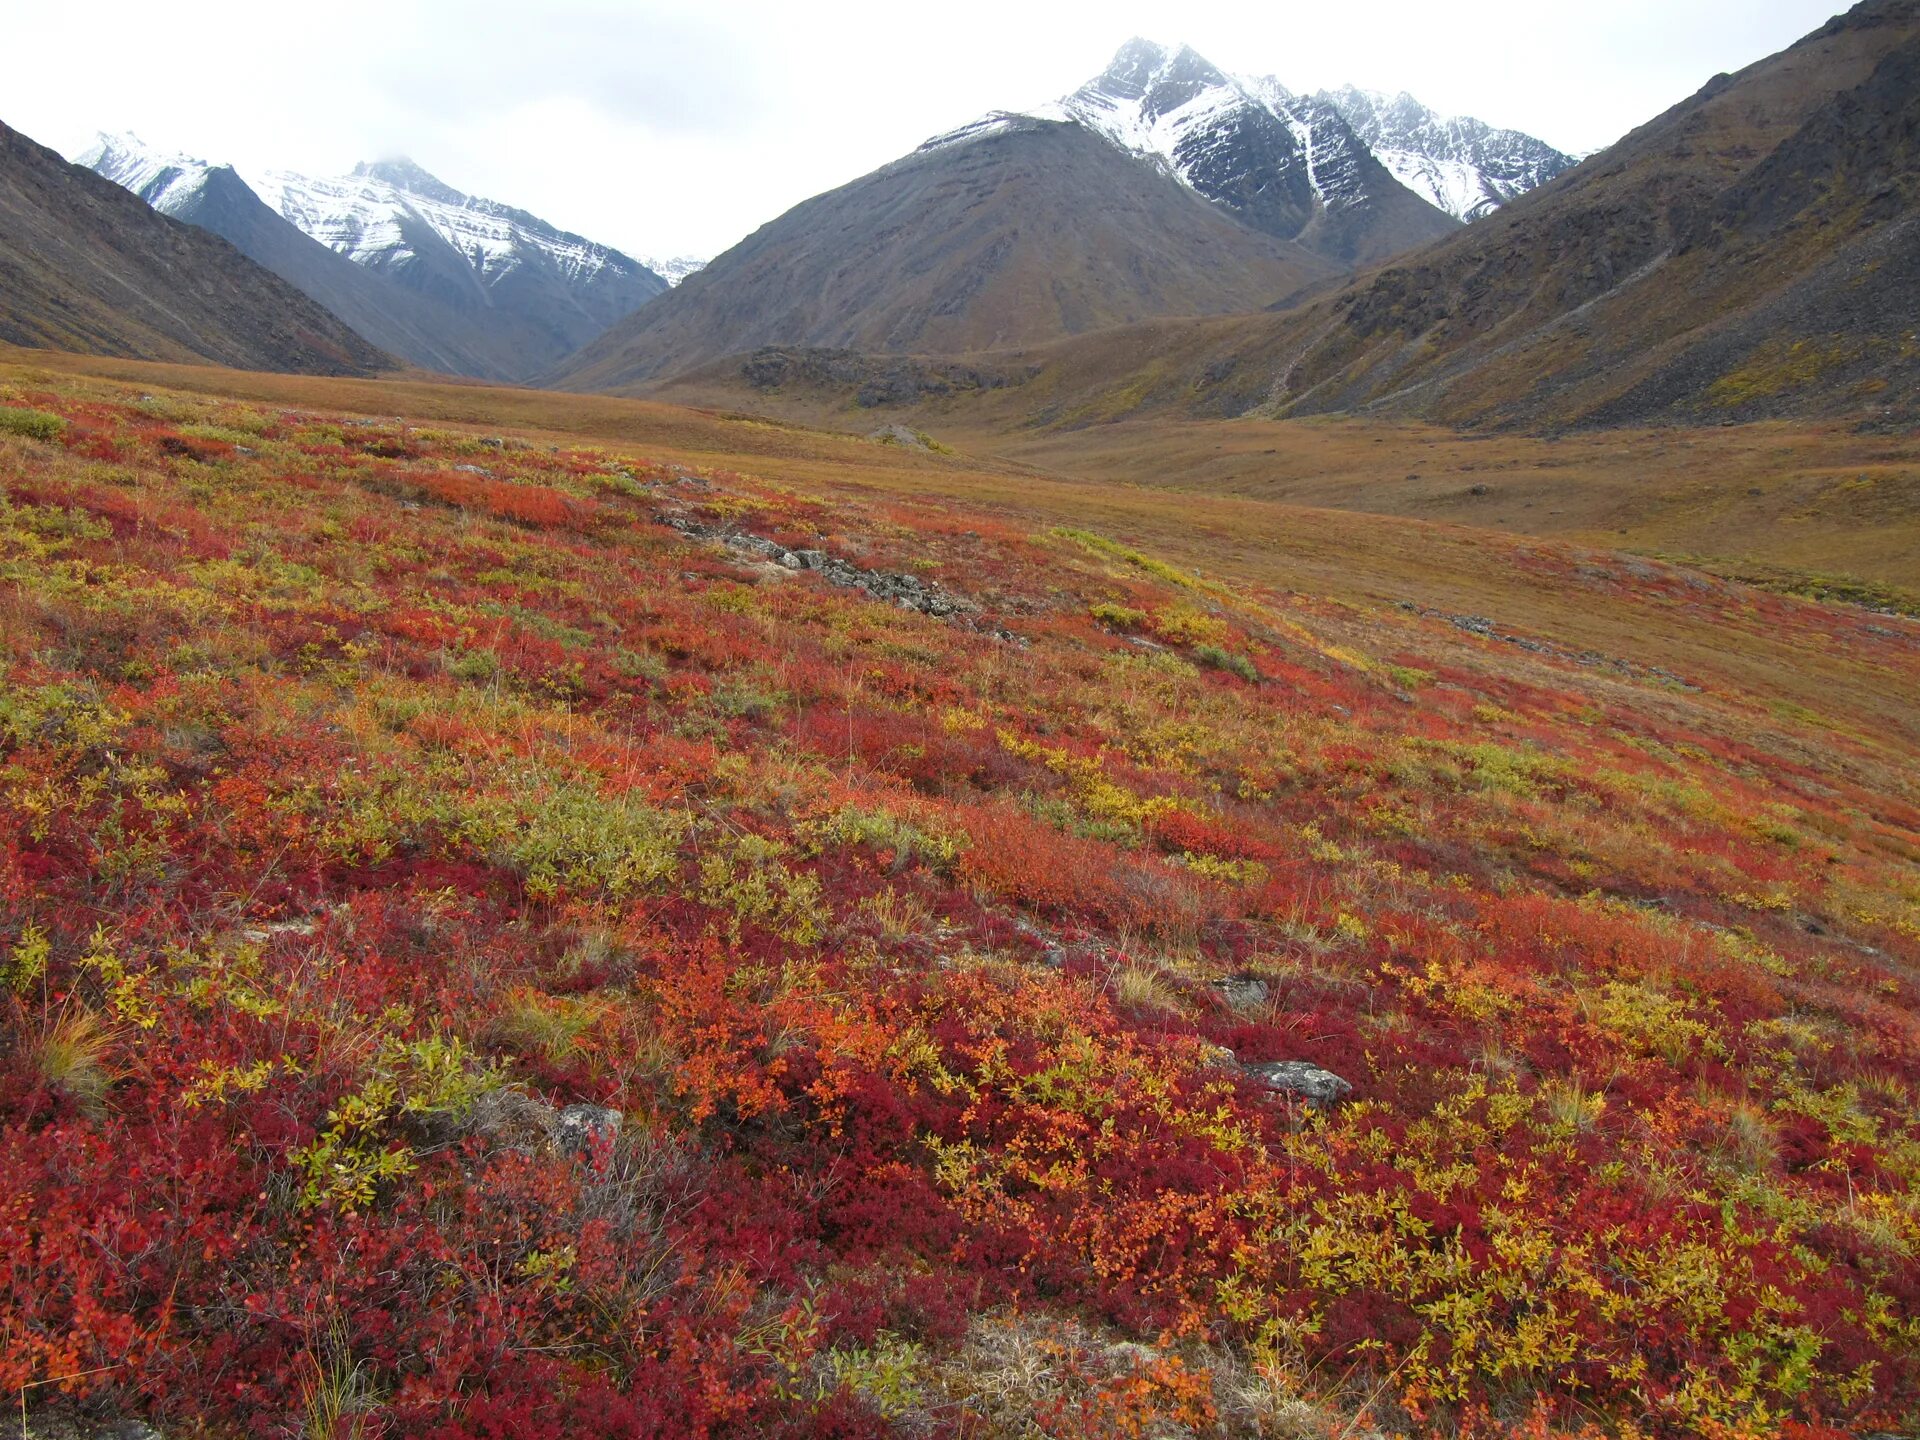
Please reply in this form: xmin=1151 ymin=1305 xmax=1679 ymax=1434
xmin=666 ymin=515 xmax=982 ymax=622
xmin=464 ymin=1088 xmax=622 ymax=1160
xmin=237 ymin=918 xmax=318 ymax=945
xmin=554 ymin=1103 xmax=623 ymax=1156
xmin=1404 ymin=603 xmax=1701 ymax=690
xmin=1243 ymin=1059 xmax=1353 ymax=1108
xmin=1468 ymin=483 xmax=1490 ymax=496
xmin=16 ymin=1414 xmax=164 ymax=1440
xmin=868 ymin=423 xmax=931 ymax=450
xmin=1211 ymin=976 xmax=1271 ymax=1010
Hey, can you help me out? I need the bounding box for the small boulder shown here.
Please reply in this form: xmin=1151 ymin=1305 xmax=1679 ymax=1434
xmin=554 ymin=1103 xmax=623 ymax=1156
xmin=465 ymin=1089 xmax=623 ymax=1159
xmin=868 ymin=424 xmax=930 ymax=451
xmin=1211 ymin=976 xmax=1271 ymax=1011
xmin=1244 ymin=1060 xmax=1353 ymax=1108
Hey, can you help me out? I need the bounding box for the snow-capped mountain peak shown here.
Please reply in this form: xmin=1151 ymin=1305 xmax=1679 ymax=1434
xmin=252 ymin=158 xmax=660 ymax=294
xmin=1031 ymin=38 xmax=1391 ymax=240
xmin=641 ymin=255 xmax=707 ymax=287
xmin=77 ymin=132 xmax=222 ymax=213
xmin=78 ymin=134 xmax=666 ymax=297
xmin=1079 ymin=38 xmax=1239 ymax=113
xmin=1318 ymin=84 xmax=1576 ymax=221
xmin=352 ymin=156 xmax=465 ymax=206
xmin=78 ymin=130 xmax=674 ymax=380
xmin=927 ymin=38 xmax=1571 ymax=254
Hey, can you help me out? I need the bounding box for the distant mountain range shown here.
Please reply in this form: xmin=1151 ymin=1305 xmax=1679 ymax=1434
xmin=7 ymin=9 xmax=1911 ymax=432
xmin=945 ymin=41 xmax=1577 ymax=244
xmin=552 ymin=40 xmax=1582 ymax=390
xmin=71 ymin=40 xmax=1573 ymax=393
xmin=80 ymin=136 xmax=669 ymax=380
xmin=682 ymin=0 xmax=1920 ymax=431
xmin=0 ymin=120 xmax=388 ymax=374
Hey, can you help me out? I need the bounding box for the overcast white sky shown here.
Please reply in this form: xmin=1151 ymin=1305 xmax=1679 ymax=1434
xmin=10 ymin=0 xmax=1847 ymax=263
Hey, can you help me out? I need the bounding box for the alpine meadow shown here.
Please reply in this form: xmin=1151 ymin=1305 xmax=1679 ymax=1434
xmin=1 ymin=3 xmax=1916 ymax=1438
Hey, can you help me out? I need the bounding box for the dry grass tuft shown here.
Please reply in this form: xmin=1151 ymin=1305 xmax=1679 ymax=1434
xmin=1541 ymin=1077 xmax=1608 ymax=1135
xmin=1112 ymin=963 xmax=1188 ymax=1017
xmin=489 ymin=988 xmax=604 ymax=1064
xmin=31 ymin=1007 xmax=118 ymax=1113
xmin=858 ymin=887 xmax=936 ymax=943
xmin=299 ymin=1322 xmax=377 ymax=1440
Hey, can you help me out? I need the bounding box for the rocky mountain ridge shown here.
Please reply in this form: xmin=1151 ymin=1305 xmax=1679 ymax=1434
xmin=1013 ymin=38 xmax=1461 ymax=264
xmin=1318 ymin=83 xmax=1577 ymax=221
xmin=81 ymin=135 xmax=666 ymax=379
xmin=0 ymin=120 xmax=389 ymax=374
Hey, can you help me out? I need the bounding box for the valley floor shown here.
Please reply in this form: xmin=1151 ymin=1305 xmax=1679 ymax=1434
xmin=1 ymin=349 xmax=1917 ymax=1438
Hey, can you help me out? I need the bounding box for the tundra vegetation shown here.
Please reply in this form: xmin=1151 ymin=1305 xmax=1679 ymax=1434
xmin=0 ymin=369 xmax=1916 ymax=1438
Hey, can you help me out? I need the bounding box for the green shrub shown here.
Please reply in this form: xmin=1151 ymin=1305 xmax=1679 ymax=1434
xmin=1193 ymin=643 xmax=1259 ymax=683
xmin=0 ymin=406 xmax=66 ymax=441
xmin=1089 ymin=601 xmax=1148 ymax=629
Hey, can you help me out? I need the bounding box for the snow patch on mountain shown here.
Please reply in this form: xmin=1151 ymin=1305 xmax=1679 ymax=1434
xmin=1045 ymin=42 xmax=1373 ymax=213
xmin=923 ymin=41 xmax=1570 ymax=230
xmin=77 ymin=133 xmax=219 ymax=214
xmin=1319 ymin=86 xmax=1576 ymax=221
xmin=254 ymin=159 xmax=652 ymax=290
xmin=253 ymin=169 xmax=418 ymax=271
xmin=79 ymin=132 xmax=670 ymax=298
xmin=916 ymin=111 xmax=1046 ymax=153
xmin=643 ymin=256 xmax=707 ymax=287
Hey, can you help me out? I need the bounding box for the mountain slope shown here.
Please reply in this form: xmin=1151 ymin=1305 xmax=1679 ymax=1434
xmin=550 ymin=115 xmax=1341 ymax=392
xmin=253 ymin=159 xmax=667 ymax=377
xmin=1045 ymin=40 xmax=1460 ymax=264
xmin=0 ymin=120 xmax=388 ymax=374
xmin=83 ymin=135 xmax=666 ymax=381
xmin=828 ymin=0 xmax=1920 ymax=431
xmin=1319 ymin=85 xmax=1577 ymax=221
xmin=81 ymin=136 xmax=516 ymax=377
xmin=1252 ymin=0 xmax=1920 ymax=426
